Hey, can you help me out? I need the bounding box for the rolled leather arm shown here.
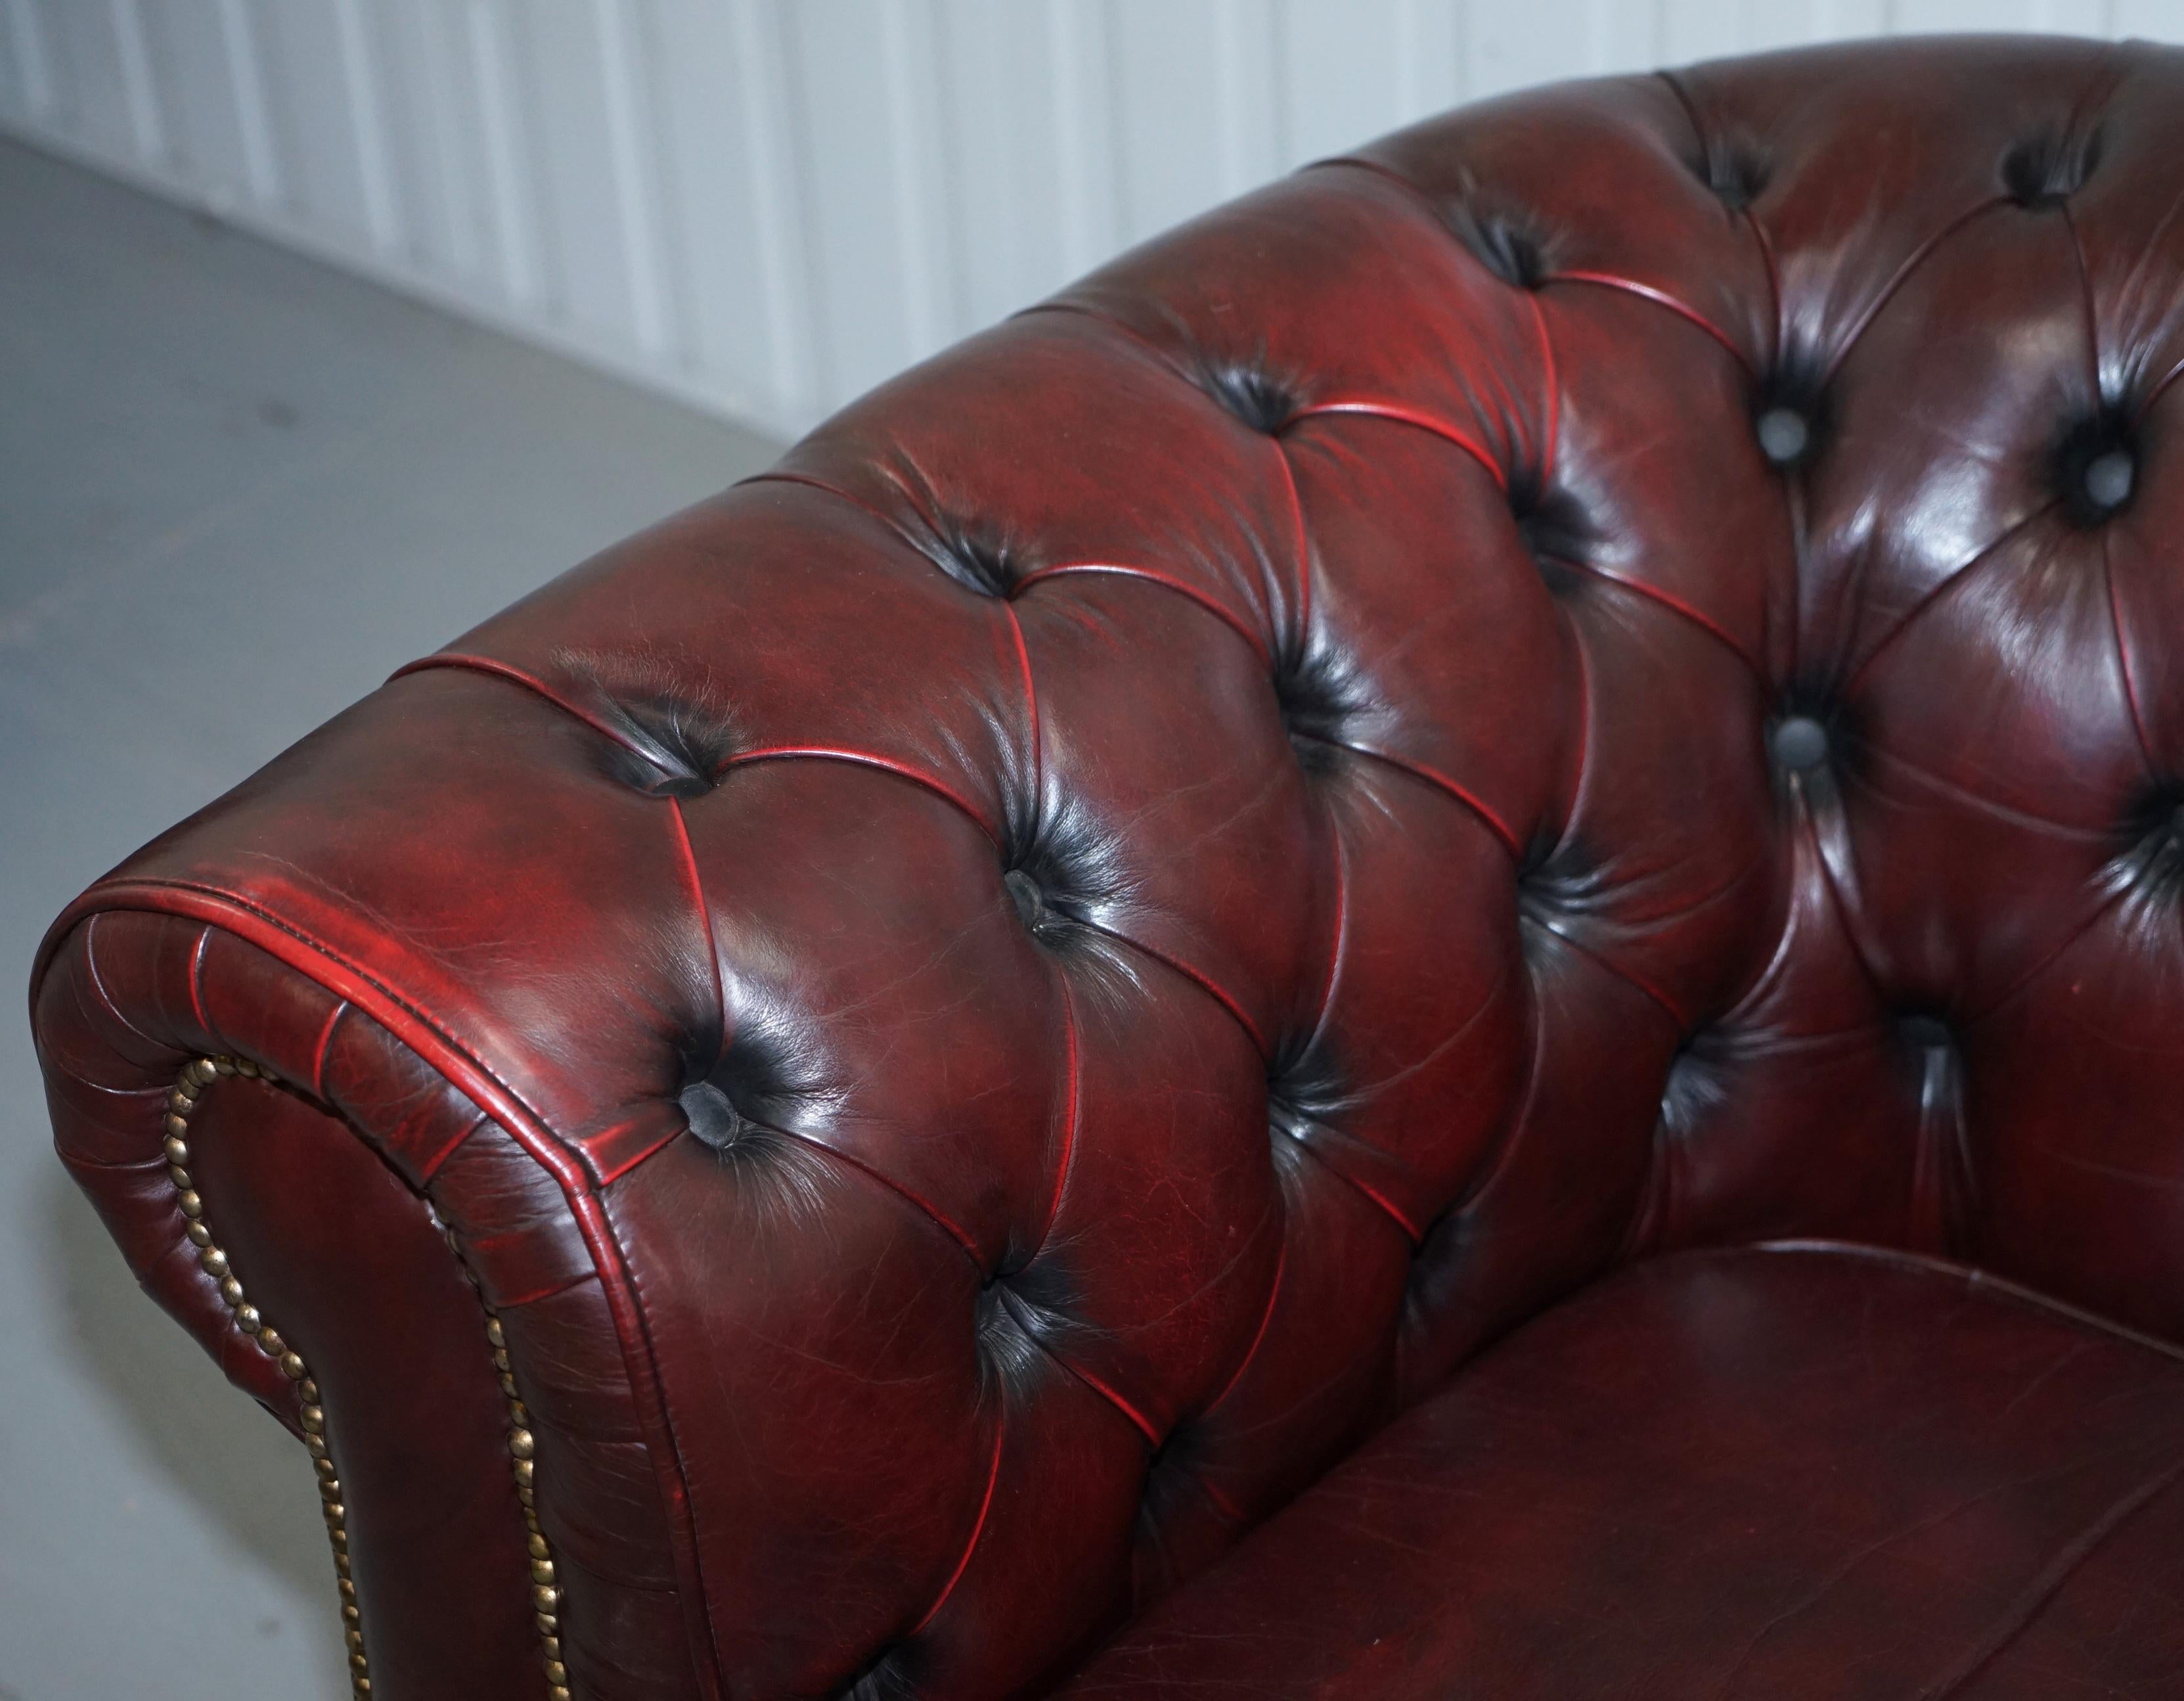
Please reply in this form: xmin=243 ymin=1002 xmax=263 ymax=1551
xmin=35 ymin=892 xmax=707 ymax=1700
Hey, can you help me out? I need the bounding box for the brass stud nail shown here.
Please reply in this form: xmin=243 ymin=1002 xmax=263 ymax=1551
xmin=524 ymin=1509 xmax=541 ymax=1533
xmin=535 ymin=1613 xmax=557 ymax=1636
xmin=532 ymin=1584 xmax=559 ymax=1613
xmin=527 ymin=1533 xmax=550 ymax=1560
xmin=544 ymin=1660 xmax=567 ymax=1684
xmin=548 ymin=1688 xmax=571 ymax=1701
xmin=512 ymin=1458 xmax=535 ymax=1487
xmin=517 ymin=1484 xmax=535 ymax=1507
xmin=167 ymin=1061 xmax=361 ymax=1682
xmin=541 ymin=1635 xmax=560 ymax=1658
xmin=508 ymin=1428 xmax=535 ymax=1461
xmin=530 ymin=1559 xmax=555 ymax=1586
xmin=485 ymin=1317 xmax=506 ymax=1349
xmin=499 ymin=1374 xmax=518 ymax=1397
xmin=491 ymin=1348 xmax=511 ymax=1372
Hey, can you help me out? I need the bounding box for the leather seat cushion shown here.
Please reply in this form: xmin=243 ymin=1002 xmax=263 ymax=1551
xmin=1057 ymin=1245 xmax=2184 ymax=1700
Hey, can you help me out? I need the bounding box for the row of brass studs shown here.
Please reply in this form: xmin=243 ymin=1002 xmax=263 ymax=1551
xmin=165 ymin=1055 xmax=370 ymax=1697
xmin=495 ymin=1309 xmax=571 ymax=1700
xmin=449 ymin=1229 xmax=571 ymax=1700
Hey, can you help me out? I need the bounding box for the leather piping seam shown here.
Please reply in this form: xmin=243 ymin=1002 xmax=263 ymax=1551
xmin=1749 ymin=1240 xmax=2184 ymax=1367
xmin=159 ymin=1055 xmax=370 ymax=1696
xmin=32 ymin=884 xmax=725 ymax=1698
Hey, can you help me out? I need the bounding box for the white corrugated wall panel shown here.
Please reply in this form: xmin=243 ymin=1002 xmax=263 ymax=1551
xmin=0 ymin=0 xmax=2155 ymax=441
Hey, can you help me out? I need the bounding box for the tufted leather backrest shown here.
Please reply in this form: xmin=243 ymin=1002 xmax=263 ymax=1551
xmin=34 ymin=34 xmax=2184 ymax=1701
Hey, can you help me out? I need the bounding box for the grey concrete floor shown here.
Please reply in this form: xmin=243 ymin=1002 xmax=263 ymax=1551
xmin=0 ymin=138 xmax=780 ymax=1700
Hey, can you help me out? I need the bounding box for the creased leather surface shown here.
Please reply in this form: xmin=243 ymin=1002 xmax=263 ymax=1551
xmin=1055 ymin=1245 xmax=2184 ymax=1700
xmin=29 ymin=33 xmax=2184 ymax=1701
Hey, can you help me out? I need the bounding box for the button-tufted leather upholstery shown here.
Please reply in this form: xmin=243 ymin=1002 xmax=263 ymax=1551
xmin=31 ymin=33 xmax=2184 ymax=1701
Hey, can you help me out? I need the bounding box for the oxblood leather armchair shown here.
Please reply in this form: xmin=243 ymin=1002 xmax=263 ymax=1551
xmin=32 ymin=33 xmax=2184 ymax=1701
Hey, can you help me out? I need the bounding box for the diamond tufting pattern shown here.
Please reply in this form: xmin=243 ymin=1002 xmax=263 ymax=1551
xmin=30 ymin=35 xmax=2184 ymax=1701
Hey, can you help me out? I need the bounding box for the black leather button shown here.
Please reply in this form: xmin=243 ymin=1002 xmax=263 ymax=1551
xmin=1770 ymin=715 xmax=1830 ymax=771
xmin=2004 ymin=133 xmax=2098 ymax=207
xmin=1756 ymin=408 xmax=1810 ymax=466
xmin=940 ymin=537 xmax=1014 ymax=597
xmin=1456 ymin=208 xmax=1547 ymax=289
xmin=1205 ymin=364 xmax=1296 ymax=432
xmin=1702 ymin=141 xmax=1768 ymax=210
xmin=1004 ymin=868 xmax=1046 ymax=932
xmin=1898 ymin=1014 xmax=1952 ymax=1051
xmin=2084 ymin=449 xmax=2134 ymax=511
xmin=678 ymin=1081 xmax=747 ymax=1151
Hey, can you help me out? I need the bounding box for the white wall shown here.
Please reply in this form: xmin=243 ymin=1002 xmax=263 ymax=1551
xmin=0 ymin=1 xmax=2173 ymax=427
